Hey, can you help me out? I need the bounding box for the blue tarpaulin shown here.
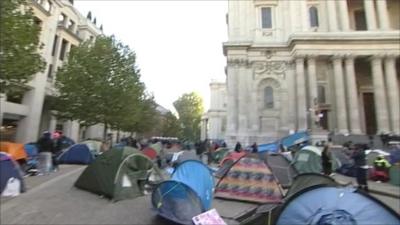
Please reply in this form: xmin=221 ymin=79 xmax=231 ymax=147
xmin=258 ymin=142 xmax=279 ymax=153
xmin=281 ymin=131 xmax=310 ymax=149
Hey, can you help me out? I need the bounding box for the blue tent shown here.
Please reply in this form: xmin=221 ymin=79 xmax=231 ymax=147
xmin=276 ymin=186 xmax=400 ymax=225
xmin=58 ymin=144 xmax=94 ymax=165
xmin=280 ymin=131 xmax=310 ymax=149
xmin=24 ymin=143 xmax=38 ymax=170
xmin=152 ymin=160 xmax=214 ymax=224
xmin=258 ymin=142 xmax=279 ymax=153
xmin=0 ymin=152 xmax=25 ymax=194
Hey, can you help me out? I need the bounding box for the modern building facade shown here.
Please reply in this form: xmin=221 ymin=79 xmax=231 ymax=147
xmin=0 ymin=0 xmax=103 ymax=143
xmin=205 ymin=0 xmax=400 ymax=146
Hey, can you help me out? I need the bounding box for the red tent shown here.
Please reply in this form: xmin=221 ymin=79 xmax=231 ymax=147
xmin=142 ymin=147 xmax=157 ymax=160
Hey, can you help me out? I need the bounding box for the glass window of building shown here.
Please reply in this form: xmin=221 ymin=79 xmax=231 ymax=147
xmin=309 ymin=6 xmax=319 ymax=27
xmin=59 ymin=39 xmax=68 ymax=60
xmin=264 ymin=86 xmax=274 ymax=108
xmin=261 ymin=7 xmax=272 ymax=29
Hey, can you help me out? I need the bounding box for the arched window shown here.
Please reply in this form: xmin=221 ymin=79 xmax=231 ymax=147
xmin=264 ymin=86 xmax=274 ymax=108
xmin=309 ymin=6 xmax=319 ymax=27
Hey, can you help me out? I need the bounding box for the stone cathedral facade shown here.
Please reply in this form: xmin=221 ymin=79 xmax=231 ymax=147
xmin=204 ymin=0 xmax=400 ymax=146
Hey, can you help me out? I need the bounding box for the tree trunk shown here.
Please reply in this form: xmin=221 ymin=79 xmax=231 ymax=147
xmin=116 ymin=129 xmax=120 ymax=143
xmin=103 ymin=123 xmax=108 ymax=141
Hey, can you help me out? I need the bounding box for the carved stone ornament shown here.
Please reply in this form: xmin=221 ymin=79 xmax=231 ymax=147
xmin=253 ymin=61 xmax=288 ymax=75
xmin=227 ymin=58 xmax=249 ymax=67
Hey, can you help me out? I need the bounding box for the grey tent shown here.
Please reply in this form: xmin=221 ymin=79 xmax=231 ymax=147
xmin=263 ymin=153 xmax=298 ymax=188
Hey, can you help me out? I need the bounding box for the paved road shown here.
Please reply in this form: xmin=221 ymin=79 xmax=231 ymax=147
xmin=1 ymin=165 xmax=253 ymax=225
xmin=2 ymin=165 xmax=398 ymax=224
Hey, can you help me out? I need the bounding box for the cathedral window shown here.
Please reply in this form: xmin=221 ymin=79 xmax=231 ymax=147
xmin=309 ymin=6 xmax=319 ymax=28
xmin=261 ymin=7 xmax=272 ymax=29
xmin=264 ymin=86 xmax=274 ymax=108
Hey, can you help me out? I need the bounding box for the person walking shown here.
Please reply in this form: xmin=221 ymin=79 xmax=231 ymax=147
xmin=52 ymin=131 xmax=66 ymax=172
xmin=351 ymin=144 xmax=369 ymax=192
xmin=36 ymin=131 xmax=54 ymax=175
xmin=234 ymin=142 xmax=242 ymax=152
xmin=321 ymin=145 xmax=332 ymax=176
xmin=251 ymin=142 xmax=258 ymax=153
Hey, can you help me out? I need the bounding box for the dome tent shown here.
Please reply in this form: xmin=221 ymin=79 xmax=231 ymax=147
xmin=74 ymin=148 xmax=154 ymax=201
xmin=263 ymin=153 xmax=298 ymax=188
xmin=0 ymin=152 xmax=25 ymax=196
xmin=214 ymin=153 xmax=284 ymax=204
xmin=58 ymin=144 xmax=94 ymax=165
xmin=293 ymin=145 xmax=322 ymax=174
xmin=152 ymin=160 xmax=214 ymax=225
xmin=275 ymin=173 xmax=400 ymax=225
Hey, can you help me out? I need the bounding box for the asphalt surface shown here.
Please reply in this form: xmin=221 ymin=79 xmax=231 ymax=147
xmin=1 ymin=165 xmax=254 ymax=225
xmin=1 ymin=165 xmax=399 ymax=224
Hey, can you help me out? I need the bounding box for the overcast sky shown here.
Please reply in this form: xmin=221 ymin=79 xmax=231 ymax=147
xmin=74 ymin=0 xmax=228 ymax=111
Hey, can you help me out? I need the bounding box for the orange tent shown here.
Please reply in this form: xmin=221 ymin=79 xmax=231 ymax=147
xmin=0 ymin=142 xmax=27 ymax=161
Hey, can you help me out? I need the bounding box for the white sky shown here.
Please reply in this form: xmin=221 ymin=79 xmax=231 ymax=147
xmin=74 ymin=0 xmax=228 ymax=112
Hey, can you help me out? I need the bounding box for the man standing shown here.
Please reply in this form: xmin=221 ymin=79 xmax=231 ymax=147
xmin=351 ymin=144 xmax=369 ymax=192
xmin=36 ymin=131 xmax=53 ymax=175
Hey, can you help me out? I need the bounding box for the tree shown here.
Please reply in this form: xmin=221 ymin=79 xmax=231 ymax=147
xmin=114 ymin=93 xmax=159 ymax=135
xmin=173 ymin=92 xmax=204 ymax=142
xmin=53 ymin=35 xmax=145 ymax=139
xmin=0 ymin=0 xmax=46 ymax=94
xmin=160 ymin=112 xmax=182 ymax=138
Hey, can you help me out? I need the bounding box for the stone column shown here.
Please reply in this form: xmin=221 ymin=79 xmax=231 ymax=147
xmin=0 ymin=93 xmax=6 ymax=127
xmin=307 ymin=56 xmax=318 ymax=131
xmin=376 ymin=0 xmax=390 ymax=30
xmin=296 ymin=57 xmax=307 ymax=130
xmin=237 ymin=63 xmax=248 ymax=133
xmin=337 ymin=0 xmax=350 ymax=31
xmin=370 ymin=56 xmax=390 ymax=133
xmin=384 ymin=56 xmax=400 ymax=134
xmin=332 ymin=55 xmax=348 ymax=134
xmin=226 ymin=60 xmax=238 ymax=135
xmin=286 ymin=63 xmax=297 ymax=132
xmin=344 ymin=55 xmax=362 ymax=134
xmin=326 ymin=0 xmax=339 ymax=31
xmin=300 ymin=0 xmax=309 ymax=31
xmin=364 ymin=0 xmax=378 ymax=30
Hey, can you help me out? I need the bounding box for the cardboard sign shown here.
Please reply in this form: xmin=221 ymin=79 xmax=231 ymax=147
xmin=192 ymin=208 xmax=226 ymax=225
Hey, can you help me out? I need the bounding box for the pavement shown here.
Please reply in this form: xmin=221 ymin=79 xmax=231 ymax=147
xmin=331 ymin=173 xmax=400 ymax=198
xmin=1 ymin=165 xmax=398 ymax=224
xmin=0 ymin=165 xmax=254 ymax=225
xmin=331 ymin=173 xmax=400 ymax=214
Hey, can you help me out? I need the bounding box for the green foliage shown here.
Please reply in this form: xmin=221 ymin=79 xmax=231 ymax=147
xmin=0 ymin=0 xmax=46 ymax=94
xmin=115 ymin=94 xmax=159 ymax=134
xmin=160 ymin=111 xmax=182 ymax=138
xmin=53 ymin=35 xmax=148 ymax=138
xmin=173 ymin=92 xmax=204 ymax=142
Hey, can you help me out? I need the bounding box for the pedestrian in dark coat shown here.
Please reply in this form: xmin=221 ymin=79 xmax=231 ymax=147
xmin=251 ymin=142 xmax=258 ymax=153
xmin=37 ymin=131 xmax=53 ymax=153
xmin=351 ymin=144 xmax=369 ymax=192
xmin=321 ymin=145 xmax=332 ymax=175
xmin=234 ymin=142 xmax=242 ymax=152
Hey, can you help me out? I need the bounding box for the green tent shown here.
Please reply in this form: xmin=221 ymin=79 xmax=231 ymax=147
xmin=81 ymin=140 xmax=103 ymax=156
xmin=293 ymin=146 xmax=322 ymax=174
xmin=74 ymin=147 xmax=154 ymax=201
xmin=212 ymin=148 xmax=230 ymax=163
